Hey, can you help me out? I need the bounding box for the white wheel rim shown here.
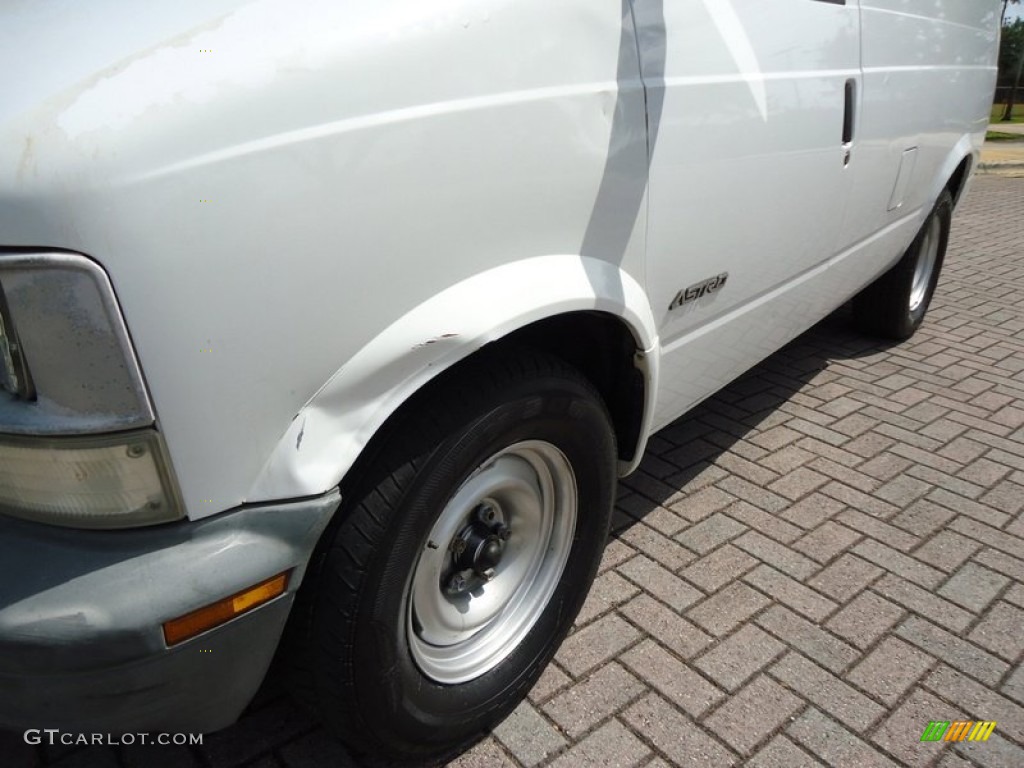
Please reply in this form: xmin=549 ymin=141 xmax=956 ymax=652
xmin=910 ymin=215 xmax=941 ymax=313
xmin=407 ymin=440 xmax=577 ymax=684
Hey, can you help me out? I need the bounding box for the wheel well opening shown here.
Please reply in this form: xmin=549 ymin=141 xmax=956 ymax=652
xmin=335 ymin=312 xmax=647 ymax=504
xmin=497 ymin=312 xmax=646 ymax=463
xmin=947 ymin=156 xmax=972 ymax=207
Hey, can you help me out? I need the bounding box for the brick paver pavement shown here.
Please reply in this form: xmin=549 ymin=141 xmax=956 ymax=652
xmin=3 ymin=175 xmax=1023 ymax=767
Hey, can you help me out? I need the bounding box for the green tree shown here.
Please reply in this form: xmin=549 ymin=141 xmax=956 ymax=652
xmin=1001 ymin=18 xmax=1024 ymax=121
xmin=1004 ymin=0 xmax=1021 ymax=27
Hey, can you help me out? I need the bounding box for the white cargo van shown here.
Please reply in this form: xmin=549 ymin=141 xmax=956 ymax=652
xmin=0 ymin=0 xmax=1000 ymax=763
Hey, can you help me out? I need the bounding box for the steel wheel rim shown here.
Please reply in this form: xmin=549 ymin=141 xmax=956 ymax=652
xmin=407 ymin=440 xmax=577 ymax=684
xmin=910 ymin=215 xmax=941 ymax=313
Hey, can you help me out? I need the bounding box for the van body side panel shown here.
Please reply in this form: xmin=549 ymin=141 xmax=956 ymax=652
xmin=834 ymin=1 xmax=999 ymax=279
xmin=636 ymin=0 xmax=861 ymax=429
xmin=0 ymin=0 xmax=651 ymax=518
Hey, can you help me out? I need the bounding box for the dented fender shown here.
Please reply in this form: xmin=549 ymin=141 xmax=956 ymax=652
xmin=246 ymin=255 xmax=659 ymax=503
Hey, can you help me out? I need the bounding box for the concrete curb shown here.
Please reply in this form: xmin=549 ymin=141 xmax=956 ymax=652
xmin=977 ymin=162 xmax=1024 ymax=173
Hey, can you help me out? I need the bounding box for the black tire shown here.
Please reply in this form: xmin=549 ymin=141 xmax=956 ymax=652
xmin=853 ymin=188 xmax=953 ymax=340
xmin=284 ymin=350 xmax=616 ymax=765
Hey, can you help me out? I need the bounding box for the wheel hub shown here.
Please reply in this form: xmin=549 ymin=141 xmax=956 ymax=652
xmin=406 ymin=441 xmax=577 ymax=684
xmin=445 ymin=505 xmax=512 ymax=595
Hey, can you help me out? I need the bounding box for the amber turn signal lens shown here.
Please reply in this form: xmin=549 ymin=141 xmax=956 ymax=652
xmin=163 ymin=571 xmax=290 ymax=646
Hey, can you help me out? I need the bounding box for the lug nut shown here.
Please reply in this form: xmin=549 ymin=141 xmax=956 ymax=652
xmin=445 ymin=573 xmax=469 ymax=595
xmin=478 ymin=504 xmax=497 ymax=523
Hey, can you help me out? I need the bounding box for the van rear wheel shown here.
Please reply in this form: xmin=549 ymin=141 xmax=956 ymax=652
xmin=285 ymin=351 xmax=616 ymax=765
xmin=853 ymin=188 xmax=953 ymax=341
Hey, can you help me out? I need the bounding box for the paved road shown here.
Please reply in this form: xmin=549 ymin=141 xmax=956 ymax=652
xmin=5 ymin=176 xmax=1024 ymax=767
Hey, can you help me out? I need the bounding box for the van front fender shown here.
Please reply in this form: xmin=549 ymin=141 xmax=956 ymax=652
xmin=246 ymin=254 xmax=659 ymax=503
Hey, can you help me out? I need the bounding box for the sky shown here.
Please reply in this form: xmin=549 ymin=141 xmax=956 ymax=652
xmin=1011 ymin=6 xmax=1024 ymax=22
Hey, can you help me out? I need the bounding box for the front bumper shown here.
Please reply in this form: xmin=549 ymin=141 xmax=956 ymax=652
xmin=0 ymin=490 xmax=339 ymax=734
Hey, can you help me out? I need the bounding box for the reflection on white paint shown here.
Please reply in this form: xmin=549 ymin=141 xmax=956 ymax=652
xmin=699 ymin=0 xmax=767 ymax=121
xmin=55 ymin=0 xmax=474 ymax=139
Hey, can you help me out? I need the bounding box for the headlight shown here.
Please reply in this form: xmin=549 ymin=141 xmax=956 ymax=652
xmin=0 ymin=251 xmax=153 ymax=434
xmin=0 ymin=250 xmax=183 ymax=528
xmin=0 ymin=429 xmax=183 ymax=528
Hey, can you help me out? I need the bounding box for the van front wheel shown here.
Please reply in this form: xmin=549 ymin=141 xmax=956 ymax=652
xmin=285 ymin=352 xmax=616 ymax=765
xmin=853 ymin=188 xmax=953 ymax=341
